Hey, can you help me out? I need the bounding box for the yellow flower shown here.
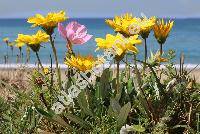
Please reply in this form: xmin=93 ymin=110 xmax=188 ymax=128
xmin=105 ymin=13 xmax=138 ymax=36
xmin=148 ymin=51 xmax=168 ymax=64
xmin=8 ymin=42 xmax=15 ymax=47
xmin=16 ymin=35 xmax=31 ymax=45
xmin=153 ymin=19 xmax=174 ymax=44
xmin=43 ymin=67 xmax=50 ymax=75
xmin=65 ymin=55 xmax=96 ymax=72
xmin=156 ymin=56 xmax=168 ymax=63
xmin=15 ymin=30 xmax=49 ymax=52
xmin=27 ymin=11 xmax=67 ymax=34
xmin=29 ymin=30 xmax=49 ymax=45
xmin=135 ymin=17 xmax=156 ymax=39
xmin=15 ymin=43 xmax=25 ymax=49
xmin=186 ymin=80 xmax=195 ymax=89
xmin=3 ymin=37 xmax=9 ymax=43
xmin=106 ymin=13 xmax=156 ymax=38
xmin=95 ymin=33 xmax=142 ymax=60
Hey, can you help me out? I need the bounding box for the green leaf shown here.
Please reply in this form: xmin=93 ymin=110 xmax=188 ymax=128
xmin=132 ymin=125 xmax=145 ymax=132
xmin=77 ymin=91 xmax=93 ymax=117
xmin=35 ymin=106 xmax=53 ymax=118
xmin=173 ymin=125 xmax=196 ymax=133
xmin=108 ymin=106 xmax=117 ymax=118
xmin=99 ymin=68 xmax=112 ymax=100
xmin=52 ymin=115 xmax=72 ymax=129
xmin=110 ymin=98 xmax=121 ymax=114
xmin=117 ymin=102 xmax=131 ymax=128
xmin=65 ymin=113 xmax=92 ymax=129
xmin=108 ymin=98 xmax=121 ymax=118
xmin=112 ymin=78 xmax=117 ymax=91
xmin=35 ymin=106 xmax=72 ymax=131
xmin=127 ymin=79 xmax=133 ymax=94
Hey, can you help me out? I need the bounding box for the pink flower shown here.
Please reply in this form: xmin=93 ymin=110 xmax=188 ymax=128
xmin=58 ymin=21 xmax=92 ymax=45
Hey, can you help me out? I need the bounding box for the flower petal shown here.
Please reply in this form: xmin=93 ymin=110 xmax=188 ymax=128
xmin=66 ymin=22 xmax=76 ymax=40
xmin=76 ymin=25 xmax=87 ymax=35
xmin=82 ymin=34 xmax=93 ymax=43
xmin=58 ymin=23 xmax=67 ymax=39
xmin=73 ymin=34 xmax=93 ymax=44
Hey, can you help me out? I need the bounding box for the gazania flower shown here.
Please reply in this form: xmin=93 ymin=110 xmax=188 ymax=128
xmin=8 ymin=42 xmax=14 ymax=47
xmin=153 ymin=19 xmax=174 ymax=54
xmin=58 ymin=21 xmax=92 ymax=50
xmin=95 ymin=33 xmax=142 ymax=60
xmin=135 ymin=16 xmax=156 ymax=39
xmin=15 ymin=43 xmax=25 ymax=50
xmin=106 ymin=13 xmax=138 ymax=36
xmin=153 ymin=19 xmax=174 ymax=45
xmin=156 ymin=56 xmax=168 ymax=63
xmin=43 ymin=67 xmax=50 ymax=75
xmin=64 ymin=55 xmax=96 ymax=72
xmin=27 ymin=11 xmax=67 ymax=35
xmin=131 ymin=17 xmax=156 ymax=63
xmin=15 ymin=30 xmax=49 ymax=52
xmin=148 ymin=51 xmax=168 ymax=65
xmin=186 ymin=80 xmax=195 ymax=89
xmin=8 ymin=42 xmax=15 ymax=54
xmin=3 ymin=37 xmax=9 ymax=43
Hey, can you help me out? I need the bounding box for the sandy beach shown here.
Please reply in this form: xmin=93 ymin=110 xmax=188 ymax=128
xmin=0 ymin=66 xmax=199 ymax=94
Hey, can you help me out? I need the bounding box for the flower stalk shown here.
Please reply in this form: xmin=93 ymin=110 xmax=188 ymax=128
xmin=35 ymin=51 xmax=44 ymax=72
xmin=144 ymin=38 xmax=147 ymax=63
xmin=49 ymin=34 xmax=62 ymax=89
xmin=26 ymin=47 xmax=30 ymax=63
xmin=66 ymin=38 xmax=73 ymax=55
xmin=160 ymin=43 xmax=163 ymax=55
xmin=143 ymin=38 xmax=148 ymax=73
xmin=116 ymin=60 xmax=120 ymax=94
xmin=19 ymin=47 xmax=22 ymax=63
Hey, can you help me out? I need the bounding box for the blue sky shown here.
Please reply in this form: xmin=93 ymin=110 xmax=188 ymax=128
xmin=0 ymin=0 xmax=199 ymax=18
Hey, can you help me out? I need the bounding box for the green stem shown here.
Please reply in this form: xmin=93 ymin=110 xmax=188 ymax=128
xmin=143 ymin=38 xmax=147 ymax=74
xmin=126 ymin=55 xmax=130 ymax=79
xmin=67 ymin=38 xmax=73 ymax=55
xmin=144 ymin=38 xmax=147 ymax=63
xmin=35 ymin=51 xmax=44 ymax=72
xmin=160 ymin=44 xmax=163 ymax=55
xmin=19 ymin=48 xmax=22 ymax=64
xmin=11 ymin=47 xmax=13 ymax=57
xmin=26 ymin=47 xmax=30 ymax=64
xmin=116 ymin=61 xmax=120 ymax=94
xmin=6 ymin=43 xmax=9 ymax=62
xmin=197 ymin=113 xmax=200 ymax=133
xmin=134 ymin=54 xmax=137 ymax=70
xmin=133 ymin=55 xmax=156 ymax=122
xmin=49 ymin=35 xmax=62 ymax=89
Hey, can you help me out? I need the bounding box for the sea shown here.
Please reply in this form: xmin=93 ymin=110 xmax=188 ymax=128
xmin=0 ymin=18 xmax=200 ymax=68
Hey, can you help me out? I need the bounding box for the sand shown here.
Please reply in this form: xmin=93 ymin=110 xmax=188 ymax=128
xmin=0 ymin=67 xmax=199 ymax=100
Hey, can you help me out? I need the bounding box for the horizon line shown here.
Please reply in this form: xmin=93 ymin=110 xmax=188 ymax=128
xmin=1 ymin=16 xmax=200 ymax=19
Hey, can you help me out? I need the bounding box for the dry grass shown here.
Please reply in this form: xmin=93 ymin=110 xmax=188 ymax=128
xmin=0 ymin=68 xmax=30 ymax=100
xmin=0 ymin=66 xmax=199 ymax=100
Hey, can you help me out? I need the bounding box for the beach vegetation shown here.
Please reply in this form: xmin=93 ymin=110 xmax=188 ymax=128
xmin=0 ymin=12 xmax=199 ymax=134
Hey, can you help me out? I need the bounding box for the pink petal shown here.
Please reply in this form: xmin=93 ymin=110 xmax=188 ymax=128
xmin=66 ymin=21 xmax=74 ymax=31
xmin=72 ymin=21 xmax=82 ymax=32
xmin=71 ymin=38 xmax=85 ymax=44
xmin=65 ymin=21 xmax=92 ymax=45
xmin=66 ymin=22 xmax=76 ymax=40
xmin=58 ymin=23 xmax=67 ymax=39
xmin=76 ymin=25 xmax=87 ymax=35
xmin=82 ymin=34 xmax=93 ymax=43
xmin=72 ymin=34 xmax=93 ymax=44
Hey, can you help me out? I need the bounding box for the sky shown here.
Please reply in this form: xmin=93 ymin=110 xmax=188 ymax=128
xmin=0 ymin=0 xmax=200 ymax=18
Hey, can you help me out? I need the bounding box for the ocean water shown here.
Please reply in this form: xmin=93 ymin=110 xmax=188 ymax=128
xmin=0 ymin=18 xmax=200 ymax=67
